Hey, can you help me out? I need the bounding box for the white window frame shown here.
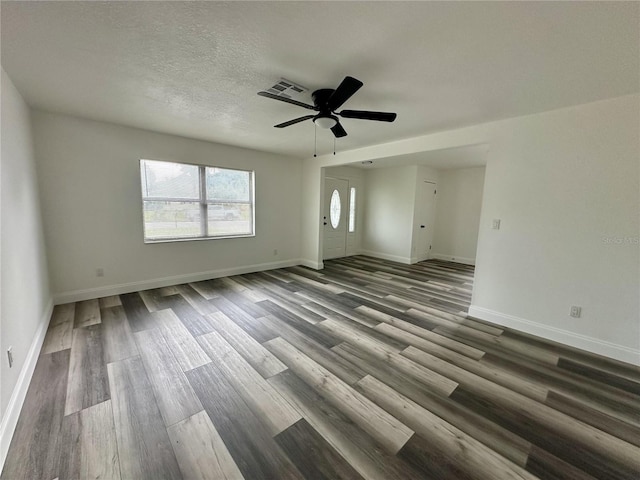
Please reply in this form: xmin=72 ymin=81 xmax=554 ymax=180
xmin=140 ymin=159 xmax=255 ymax=243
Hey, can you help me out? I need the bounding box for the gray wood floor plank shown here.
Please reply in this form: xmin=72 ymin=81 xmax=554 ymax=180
xmin=101 ymin=305 xmax=138 ymax=364
xmin=188 ymin=280 xmax=221 ymax=300
xmin=175 ymin=284 xmax=219 ymax=315
xmin=355 ymin=375 xmax=536 ymax=480
xmin=404 ymin=346 xmax=640 ymax=475
xmin=186 ymin=363 xmax=305 ymax=480
xmin=152 ymin=309 xmax=211 ymax=371
xmin=98 ymin=295 xmax=122 ymax=309
xmin=120 ymin=292 xmax=156 ymax=332
xmin=59 ymin=400 xmax=121 ymax=480
xmin=51 ymin=303 xmax=76 ymax=326
xmin=261 ymin=314 xmax=367 ymax=385
xmin=356 ymin=305 xmax=486 ymax=360
xmin=275 ymin=419 xmax=364 ymax=480
xmin=1 ymin=350 xmax=69 ymax=480
xmin=107 ymin=356 xmax=182 ymax=480
xmin=65 ymin=324 xmax=110 ymax=416
xmin=318 ymin=318 xmax=458 ymax=396
xmin=269 ymin=370 xmax=426 ymax=480
xmin=207 ymin=311 xmax=287 ymax=378
xmin=135 ymin=327 xmax=203 ymax=426
xmin=379 ymin=322 xmax=549 ymax=401
xmin=157 ymin=293 xmax=217 ymax=336
xmin=167 ymin=410 xmax=244 ymax=480
xmin=332 ymin=342 xmax=532 ymax=468
xmin=138 ymin=289 xmax=164 ymax=312
xmin=41 ymin=315 xmax=73 ymax=354
xmin=197 ymin=331 xmax=301 ymax=435
xmin=264 ymin=336 xmax=414 ymax=454
xmin=74 ymin=299 xmax=101 ymax=328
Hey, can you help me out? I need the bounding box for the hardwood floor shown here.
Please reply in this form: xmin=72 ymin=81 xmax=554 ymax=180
xmin=2 ymin=256 xmax=639 ymax=480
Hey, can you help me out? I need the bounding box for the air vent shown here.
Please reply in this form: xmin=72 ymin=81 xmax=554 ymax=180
xmin=266 ymin=78 xmax=308 ymax=99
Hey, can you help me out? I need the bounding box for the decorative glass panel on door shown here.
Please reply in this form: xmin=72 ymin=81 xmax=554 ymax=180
xmin=330 ymin=189 xmax=341 ymax=228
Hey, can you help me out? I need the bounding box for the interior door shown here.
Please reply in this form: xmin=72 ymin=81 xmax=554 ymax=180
xmin=323 ymin=177 xmax=349 ymax=259
xmin=417 ymin=181 xmax=437 ymax=261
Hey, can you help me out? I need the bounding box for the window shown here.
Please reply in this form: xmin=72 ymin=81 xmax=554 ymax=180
xmin=140 ymin=159 xmax=254 ymax=242
xmin=348 ymin=187 xmax=356 ymax=233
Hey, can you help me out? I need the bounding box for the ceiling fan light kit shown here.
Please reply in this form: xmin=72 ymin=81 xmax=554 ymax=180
xmin=257 ymin=75 xmax=397 ymax=140
xmin=313 ymin=115 xmax=338 ymax=129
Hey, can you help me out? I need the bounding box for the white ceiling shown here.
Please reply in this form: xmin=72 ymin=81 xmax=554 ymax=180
xmin=2 ymin=2 xmax=638 ymax=159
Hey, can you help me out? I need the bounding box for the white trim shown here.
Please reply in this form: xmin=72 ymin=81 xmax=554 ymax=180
xmin=53 ymin=259 xmax=302 ymax=304
xmin=468 ymin=305 xmax=640 ymax=366
xmin=0 ymin=299 xmax=53 ymax=471
xmin=358 ymin=250 xmax=413 ymax=264
xmin=300 ymin=259 xmax=324 ymax=270
xmin=429 ymin=253 xmax=476 ymax=265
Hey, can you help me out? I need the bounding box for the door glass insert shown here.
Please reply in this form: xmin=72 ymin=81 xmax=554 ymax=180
xmin=330 ymin=189 xmax=341 ymax=228
xmin=348 ymin=187 xmax=356 ymax=233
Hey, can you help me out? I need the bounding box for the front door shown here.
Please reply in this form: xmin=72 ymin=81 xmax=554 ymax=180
xmin=323 ymin=177 xmax=349 ymax=259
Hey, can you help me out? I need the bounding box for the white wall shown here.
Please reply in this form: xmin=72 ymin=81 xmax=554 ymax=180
xmin=361 ymin=165 xmax=440 ymax=263
xmin=432 ymin=167 xmax=486 ymax=264
xmin=362 ymin=166 xmax=417 ymax=263
xmin=32 ymin=111 xmax=302 ymax=301
xmin=0 ymin=69 xmax=52 ymax=464
xmin=471 ymin=95 xmax=639 ymax=362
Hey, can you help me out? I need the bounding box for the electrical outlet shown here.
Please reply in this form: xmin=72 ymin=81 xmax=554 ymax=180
xmin=492 ymin=219 xmax=501 ymax=230
xmin=570 ymin=306 xmax=582 ymax=318
xmin=7 ymin=347 xmax=13 ymax=368
xmin=273 ymin=249 xmax=278 ymax=256
xmin=96 ymin=268 xmax=104 ymax=277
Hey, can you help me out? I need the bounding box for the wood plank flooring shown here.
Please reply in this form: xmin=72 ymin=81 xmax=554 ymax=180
xmin=3 ymin=255 xmax=639 ymax=480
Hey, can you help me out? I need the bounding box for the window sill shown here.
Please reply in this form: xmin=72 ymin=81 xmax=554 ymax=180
xmin=143 ymin=233 xmax=255 ymax=244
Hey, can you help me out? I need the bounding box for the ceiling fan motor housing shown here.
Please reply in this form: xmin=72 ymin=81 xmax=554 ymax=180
xmin=312 ymin=89 xmax=336 ymax=112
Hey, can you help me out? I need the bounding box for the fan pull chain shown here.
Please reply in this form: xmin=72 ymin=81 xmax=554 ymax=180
xmin=333 ymin=136 xmax=336 ymax=155
xmin=314 ymin=123 xmax=317 ymax=158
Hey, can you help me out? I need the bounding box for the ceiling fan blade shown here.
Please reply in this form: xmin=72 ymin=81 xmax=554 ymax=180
xmin=331 ymin=122 xmax=348 ymax=138
xmin=339 ymin=110 xmax=397 ymax=122
xmin=257 ymin=91 xmax=316 ymax=110
xmin=274 ymin=115 xmax=315 ymax=128
xmin=327 ymin=76 xmax=363 ymax=111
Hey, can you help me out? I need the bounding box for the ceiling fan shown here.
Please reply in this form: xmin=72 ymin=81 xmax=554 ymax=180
xmin=257 ymin=76 xmax=397 ymax=138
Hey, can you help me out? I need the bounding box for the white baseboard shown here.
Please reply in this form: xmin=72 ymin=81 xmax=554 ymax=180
xmin=468 ymin=305 xmax=640 ymax=366
xmin=299 ymin=258 xmax=324 ymax=270
xmin=430 ymin=253 xmax=476 ymax=265
xmin=358 ymin=250 xmax=413 ymax=265
xmin=0 ymin=298 xmax=53 ymax=471
xmin=53 ymin=259 xmax=303 ymax=304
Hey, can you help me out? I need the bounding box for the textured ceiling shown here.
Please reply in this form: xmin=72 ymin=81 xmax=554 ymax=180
xmin=2 ymin=1 xmax=638 ymax=158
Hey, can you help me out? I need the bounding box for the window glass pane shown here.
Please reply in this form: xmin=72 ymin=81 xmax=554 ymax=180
xmin=330 ymin=190 xmax=341 ymax=228
xmin=206 ymin=167 xmax=251 ymax=202
xmin=348 ymin=187 xmax=356 ymax=233
xmin=143 ymin=201 xmax=201 ymax=239
xmin=208 ymin=203 xmax=253 ymax=236
xmin=141 ymin=160 xmax=200 ymax=199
